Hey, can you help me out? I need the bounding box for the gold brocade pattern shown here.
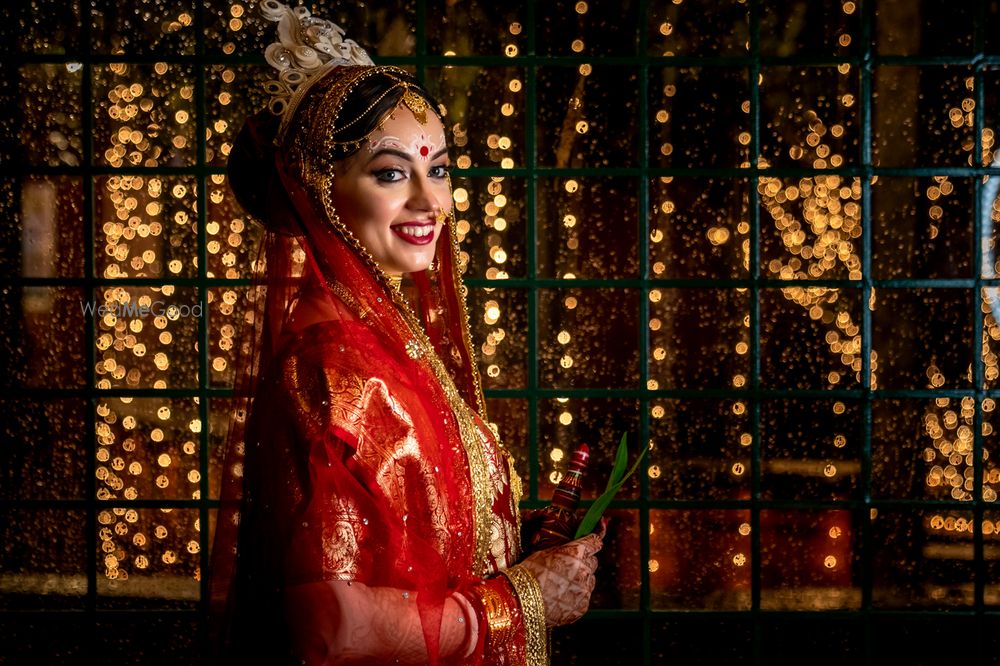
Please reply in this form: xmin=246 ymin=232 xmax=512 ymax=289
xmin=281 ymin=307 xmax=514 ymax=581
xmin=503 ymin=565 xmax=549 ymax=666
xmin=286 ymin=355 xmax=365 ymax=441
xmin=308 ymin=165 xmax=500 ymax=576
xmin=323 ymin=497 xmax=362 ymax=577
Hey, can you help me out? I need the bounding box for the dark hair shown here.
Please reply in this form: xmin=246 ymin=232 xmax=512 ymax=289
xmin=227 ymin=69 xmax=442 ymax=227
xmin=322 ymin=68 xmax=441 ymax=162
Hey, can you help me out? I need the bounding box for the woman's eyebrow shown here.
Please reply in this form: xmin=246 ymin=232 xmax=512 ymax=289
xmin=365 ymin=148 xmax=414 ymax=165
xmin=365 ymin=147 xmax=450 ymax=165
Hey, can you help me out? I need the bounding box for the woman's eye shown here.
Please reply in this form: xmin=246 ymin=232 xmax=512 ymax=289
xmin=374 ymin=168 xmax=405 ymax=182
xmin=429 ymin=165 xmax=450 ymax=178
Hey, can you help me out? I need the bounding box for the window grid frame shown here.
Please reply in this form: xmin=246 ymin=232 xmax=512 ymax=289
xmin=1 ymin=0 xmax=1000 ymax=662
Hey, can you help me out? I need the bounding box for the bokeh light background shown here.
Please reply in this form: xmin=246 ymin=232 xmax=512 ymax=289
xmin=3 ymin=0 xmax=1000 ymax=663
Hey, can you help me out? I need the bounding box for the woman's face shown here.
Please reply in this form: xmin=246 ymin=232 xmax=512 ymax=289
xmin=331 ymin=105 xmax=450 ymax=276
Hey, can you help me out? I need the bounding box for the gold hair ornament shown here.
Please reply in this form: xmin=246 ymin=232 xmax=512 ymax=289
xmin=260 ymin=1 xmax=435 ymax=146
xmin=260 ymin=1 xmax=374 ymax=142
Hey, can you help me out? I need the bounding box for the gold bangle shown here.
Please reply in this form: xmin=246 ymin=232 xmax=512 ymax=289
xmin=475 ymin=580 xmax=515 ymax=650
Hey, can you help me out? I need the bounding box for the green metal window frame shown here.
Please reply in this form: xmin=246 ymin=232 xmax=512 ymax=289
xmin=3 ymin=0 xmax=1000 ymax=662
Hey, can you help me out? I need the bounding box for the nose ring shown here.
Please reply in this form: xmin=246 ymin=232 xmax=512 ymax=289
xmin=434 ymin=208 xmax=447 ymax=224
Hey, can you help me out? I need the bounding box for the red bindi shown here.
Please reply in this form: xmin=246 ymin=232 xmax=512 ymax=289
xmin=419 ymin=145 xmax=429 ymax=157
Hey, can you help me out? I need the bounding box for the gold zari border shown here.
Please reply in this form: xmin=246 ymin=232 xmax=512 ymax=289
xmin=313 ymin=169 xmax=496 ymax=576
xmin=502 ymin=565 xmax=549 ymax=666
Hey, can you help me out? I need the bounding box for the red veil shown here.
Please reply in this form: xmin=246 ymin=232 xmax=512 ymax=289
xmin=210 ymin=68 xmax=534 ymax=665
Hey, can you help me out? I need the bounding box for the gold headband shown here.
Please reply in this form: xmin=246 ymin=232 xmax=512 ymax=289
xmin=259 ymin=3 xmax=440 ymax=152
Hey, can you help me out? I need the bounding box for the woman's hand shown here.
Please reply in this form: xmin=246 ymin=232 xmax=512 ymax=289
xmin=514 ymin=519 xmax=606 ymax=627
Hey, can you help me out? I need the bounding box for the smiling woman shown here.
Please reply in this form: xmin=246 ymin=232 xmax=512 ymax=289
xmin=331 ymin=108 xmax=450 ymax=276
xmin=211 ymin=3 xmax=604 ymax=665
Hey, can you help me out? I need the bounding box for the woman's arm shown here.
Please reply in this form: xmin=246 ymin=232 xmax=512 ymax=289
xmin=282 ymin=526 xmax=605 ymax=665
xmin=285 ymin=580 xmax=478 ymax=665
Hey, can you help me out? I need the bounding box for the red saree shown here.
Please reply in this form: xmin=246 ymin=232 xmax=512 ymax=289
xmin=211 ymin=94 xmax=546 ymax=664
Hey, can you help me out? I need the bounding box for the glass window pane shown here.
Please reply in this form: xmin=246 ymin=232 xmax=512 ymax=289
xmin=6 ymin=1 xmax=82 ymax=54
xmin=986 ymin=289 xmax=1000 ymax=389
xmin=95 ymin=398 xmax=203 ymax=502
xmin=1 ymin=399 xmax=88 ymax=500
xmin=207 ymin=286 xmax=259 ymax=390
xmin=1 ymin=65 xmax=83 ymax=167
xmin=426 ymin=1 xmax=526 ymax=56
xmin=94 ymin=175 xmax=198 ymax=280
xmin=95 ymin=507 xmax=200 ymax=609
xmin=1 ymin=286 xmax=86 ymax=388
xmin=874 ymin=66 xmax=976 ymax=168
xmin=206 ymin=180 xmax=263 ymax=283
xmin=0 ymin=617 xmax=87 ymax=661
xmin=648 ymin=288 xmax=749 ymax=390
xmin=873 ymin=617 xmax=979 ymax=662
xmin=653 ymin=618 xmax=752 ymax=664
xmin=428 ymin=67 xmax=526 ymax=170
xmin=209 ymin=399 xmax=236 ymax=501
xmin=204 ymin=0 xmax=417 ymax=56
xmin=206 ymin=64 xmax=271 ymax=168
xmin=760 ymin=67 xmax=860 ymax=169
xmin=536 ymin=66 xmax=639 ymax=168
xmin=95 ymin=616 xmax=201 ymax=662
xmin=871 ymin=509 xmax=974 ymax=609
xmin=986 ymin=510 xmax=1000 ymax=610
xmin=537 ymin=177 xmax=638 ymax=279
xmin=538 ymin=289 xmax=639 ymax=389
xmin=537 ymin=0 xmax=638 ymax=56
xmin=760 ymin=509 xmax=858 ymax=610
xmin=761 ymin=287 xmax=863 ymax=390
xmin=646 ymin=0 xmax=748 ymax=57
xmin=93 ymin=63 xmax=198 ymax=168
xmin=551 ymin=618 xmax=643 ymax=664
xmin=454 ymin=176 xmax=527 ymax=279
xmin=760 ymin=1 xmax=861 ymax=57
xmin=761 ymin=618 xmax=864 ymax=663
xmin=762 ymin=399 xmax=862 ymax=501
xmin=468 ymin=287 xmax=528 ymax=389
xmin=92 ymin=286 xmax=201 ymax=390
xmin=1 ymin=177 xmax=85 ymax=278
xmin=90 ymin=1 xmax=197 ymax=55
xmin=759 ymin=174 xmax=864 ymax=280
xmin=871 ymin=288 xmax=973 ymax=390
xmin=649 ymin=178 xmax=749 ymax=279
xmin=484 ymin=398 xmax=529 ymax=487
xmin=875 ymin=0 xmax=976 ymax=56
xmin=650 ymin=67 xmax=749 ymax=169
xmin=873 ymin=398 xmax=978 ymax=501
xmin=988 ymin=5 xmax=1000 ymax=55
xmin=873 ymin=176 xmax=973 ymax=279
xmin=0 ymin=509 xmax=87 ymax=610
xmin=591 ymin=509 xmax=640 ymax=609
xmin=650 ymin=509 xmax=751 ymax=610
xmin=649 ymin=399 xmax=750 ymax=500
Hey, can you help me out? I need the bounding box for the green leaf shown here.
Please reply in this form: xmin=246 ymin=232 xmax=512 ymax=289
xmin=574 ymin=433 xmax=649 ymax=539
xmin=605 ymin=432 xmax=629 ymax=493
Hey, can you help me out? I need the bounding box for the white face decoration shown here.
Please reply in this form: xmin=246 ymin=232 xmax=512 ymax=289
xmin=330 ymin=107 xmax=451 ymax=276
xmin=367 ymin=131 xmax=448 ymax=162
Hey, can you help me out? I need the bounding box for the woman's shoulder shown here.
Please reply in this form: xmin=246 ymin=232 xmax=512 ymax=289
xmin=278 ymin=317 xmax=383 ymax=369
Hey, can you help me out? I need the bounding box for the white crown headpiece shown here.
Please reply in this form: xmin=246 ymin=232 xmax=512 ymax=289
xmin=260 ymin=1 xmax=375 ymax=141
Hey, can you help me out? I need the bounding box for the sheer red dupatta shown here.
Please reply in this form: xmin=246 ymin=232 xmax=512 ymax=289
xmin=209 ymin=105 xmax=506 ymax=663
